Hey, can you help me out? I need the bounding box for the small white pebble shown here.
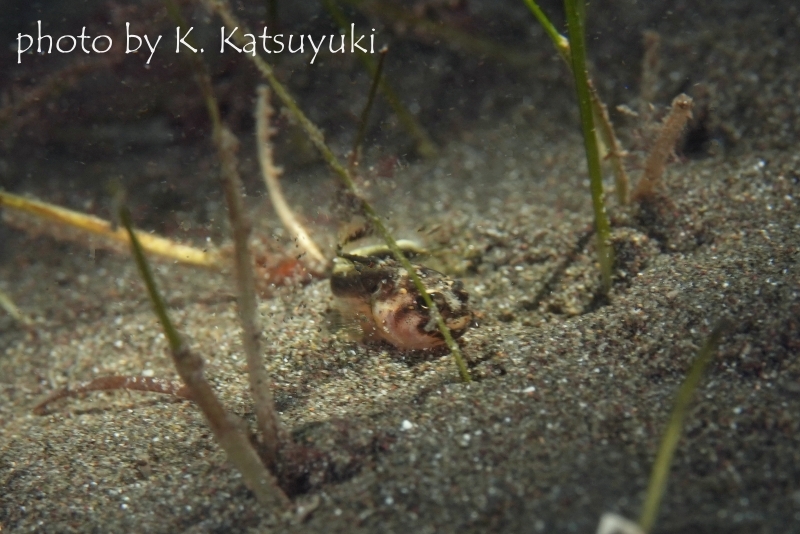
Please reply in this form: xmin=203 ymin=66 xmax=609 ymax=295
xmin=400 ymin=420 xmax=414 ymax=431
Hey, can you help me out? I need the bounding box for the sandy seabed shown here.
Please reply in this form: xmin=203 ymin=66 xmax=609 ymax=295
xmin=1 ymin=1 xmax=799 ymax=532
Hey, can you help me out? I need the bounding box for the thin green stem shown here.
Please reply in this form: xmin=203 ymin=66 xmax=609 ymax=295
xmin=324 ymin=0 xmax=436 ymax=158
xmin=119 ymin=204 xmax=289 ymax=509
xmin=522 ymin=0 xmax=570 ymax=59
xmin=349 ymin=46 xmax=388 ymax=171
xmin=523 ymin=0 xmax=630 ymax=206
xmin=639 ymin=323 xmax=727 ymax=533
xmin=563 ymin=0 xmax=614 ymax=293
xmin=119 ymin=206 xmax=183 ymax=352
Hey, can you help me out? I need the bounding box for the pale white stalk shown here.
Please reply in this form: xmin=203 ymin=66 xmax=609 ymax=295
xmin=256 ymin=86 xmax=328 ymax=270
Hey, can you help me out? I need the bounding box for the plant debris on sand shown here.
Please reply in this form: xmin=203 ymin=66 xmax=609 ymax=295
xmin=1 ymin=1 xmax=799 ymax=532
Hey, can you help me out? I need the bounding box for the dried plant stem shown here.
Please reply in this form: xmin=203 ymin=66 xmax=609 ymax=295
xmin=166 ymin=0 xmax=284 ymax=467
xmin=563 ymin=0 xmax=614 ymax=294
xmin=33 ymin=376 xmax=191 ymax=415
xmin=0 ymin=191 xmax=220 ymax=268
xmin=638 ymin=322 xmax=726 ymax=533
xmin=218 ymin=127 xmax=285 ymax=467
xmin=323 ymin=0 xmax=436 ymax=159
xmin=639 ymin=31 xmax=661 ymax=115
xmin=256 ymin=86 xmax=328 ymax=271
xmin=206 ymin=0 xmax=471 ymax=382
xmin=522 ymin=0 xmax=630 ymax=206
xmin=589 ymin=79 xmax=631 ymax=205
xmin=119 ymin=204 xmax=289 ymax=509
xmin=634 ymin=93 xmax=693 ymax=201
